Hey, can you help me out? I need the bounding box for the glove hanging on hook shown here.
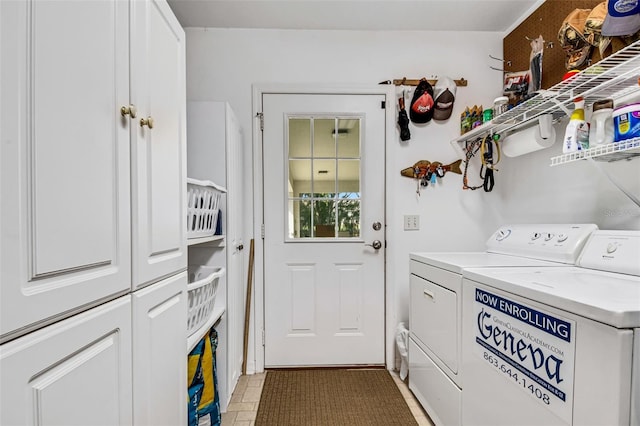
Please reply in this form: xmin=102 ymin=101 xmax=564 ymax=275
xmin=398 ymin=94 xmax=411 ymax=141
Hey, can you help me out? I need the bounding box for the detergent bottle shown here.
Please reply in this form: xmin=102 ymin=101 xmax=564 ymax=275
xmin=562 ymin=99 xmax=589 ymax=153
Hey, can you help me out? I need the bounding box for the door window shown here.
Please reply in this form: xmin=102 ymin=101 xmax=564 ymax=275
xmin=287 ymin=117 xmax=361 ymax=240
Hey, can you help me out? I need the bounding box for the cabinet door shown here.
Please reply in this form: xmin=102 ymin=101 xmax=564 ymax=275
xmin=132 ymin=272 xmax=187 ymax=426
xmin=0 ymin=296 xmax=133 ymax=426
xmin=0 ymin=0 xmax=131 ymax=341
xmin=130 ymin=0 xmax=187 ymax=289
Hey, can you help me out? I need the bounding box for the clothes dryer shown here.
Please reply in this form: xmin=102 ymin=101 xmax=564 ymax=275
xmin=409 ymin=224 xmax=598 ymax=426
xmin=461 ymin=230 xmax=640 ymax=426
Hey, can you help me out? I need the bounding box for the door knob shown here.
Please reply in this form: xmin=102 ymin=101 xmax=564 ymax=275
xmin=120 ymin=105 xmax=137 ymax=118
xmin=140 ymin=116 xmax=154 ymax=129
xmin=365 ymin=240 xmax=382 ymax=250
xmin=372 ymin=221 xmax=382 ymax=231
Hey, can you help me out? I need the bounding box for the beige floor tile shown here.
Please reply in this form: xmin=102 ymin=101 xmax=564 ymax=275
xmin=233 ymin=421 xmax=252 ymax=426
xmin=415 ymin=414 xmax=436 ymax=426
xmin=241 ymin=386 xmax=262 ymax=403
xmin=221 ymin=411 xmax=237 ymax=425
xmin=226 ymin=402 xmax=256 ymax=412
xmin=236 ymin=411 xmax=257 ymax=421
xmin=247 ymin=375 xmax=265 ymax=388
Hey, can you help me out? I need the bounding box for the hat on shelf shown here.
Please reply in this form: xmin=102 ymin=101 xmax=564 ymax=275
xmin=584 ymin=2 xmax=612 ymax=58
xmin=558 ymin=8 xmax=593 ymax=69
xmin=409 ymin=79 xmax=435 ymax=124
xmin=433 ymin=76 xmax=457 ymax=121
xmin=602 ymin=0 xmax=640 ymax=36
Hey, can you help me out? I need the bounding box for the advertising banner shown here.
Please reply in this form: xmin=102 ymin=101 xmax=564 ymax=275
xmin=473 ymin=287 xmax=575 ymax=423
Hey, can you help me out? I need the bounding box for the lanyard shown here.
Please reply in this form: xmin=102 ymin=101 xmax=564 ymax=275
xmin=480 ymin=134 xmax=500 ymax=192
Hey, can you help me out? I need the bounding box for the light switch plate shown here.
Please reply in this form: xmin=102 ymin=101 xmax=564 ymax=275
xmin=404 ymin=215 xmax=419 ymax=230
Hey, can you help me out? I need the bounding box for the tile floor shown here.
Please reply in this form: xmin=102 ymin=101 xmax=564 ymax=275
xmin=221 ymin=370 xmax=435 ymax=426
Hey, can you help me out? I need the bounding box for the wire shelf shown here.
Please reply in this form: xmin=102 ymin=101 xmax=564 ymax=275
xmin=549 ymin=138 xmax=640 ymax=166
xmin=453 ymin=40 xmax=640 ymax=145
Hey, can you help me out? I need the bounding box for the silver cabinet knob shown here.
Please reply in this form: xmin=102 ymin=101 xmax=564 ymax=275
xmin=365 ymin=240 xmax=382 ymax=250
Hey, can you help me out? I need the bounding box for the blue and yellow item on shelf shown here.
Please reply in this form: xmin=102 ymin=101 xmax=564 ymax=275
xmin=187 ymin=327 xmax=221 ymax=426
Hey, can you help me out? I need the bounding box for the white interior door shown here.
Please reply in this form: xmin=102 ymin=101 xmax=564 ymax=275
xmin=262 ymin=93 xmax=386 ymax=367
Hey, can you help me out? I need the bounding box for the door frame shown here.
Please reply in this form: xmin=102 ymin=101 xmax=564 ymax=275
xmin=251 ymin=84 xmax=397 ymax=373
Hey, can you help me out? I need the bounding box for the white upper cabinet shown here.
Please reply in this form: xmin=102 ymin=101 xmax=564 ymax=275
xmin=130 ymin=0 xmax=187 ymax=290
xmin=0 ymin=0 xmax=187 ymax=341
xmin=0 ymin=0 xmax=132 ymax=342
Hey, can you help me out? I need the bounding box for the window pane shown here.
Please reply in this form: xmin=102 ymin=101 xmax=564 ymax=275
xmin=338 ymin=200 xmax=360 ymax=238
xmin=314 ymin=118 xmax=336 ymax=157
xmin=338 ymin=159 xmax=360 ymax=194
xmin=313 ymin=159 xmax=336 ymax=197
xmin=313 ymin=200 xmax=336 ymax=238
xmin=288 ymin=159 xmax=311 ymax=196
xmin=289 ymin=199 xmax=312 ymax=239
xmin=289 ymin=118 xmax=311 ymax=157
xmin=337 ymin=119 xmax=360 ymax=157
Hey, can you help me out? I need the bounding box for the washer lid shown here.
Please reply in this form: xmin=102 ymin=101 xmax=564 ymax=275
xmin=464 ymin=266 xmax=640 ymax=328
xmin=409 ymin=252 xmax=563 ymax=274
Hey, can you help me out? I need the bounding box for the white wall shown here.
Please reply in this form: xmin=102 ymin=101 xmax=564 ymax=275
xmin=184 ymin=27 xmax=640 ymax=371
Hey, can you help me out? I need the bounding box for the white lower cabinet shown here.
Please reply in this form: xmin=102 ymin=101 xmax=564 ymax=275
xmin=132 ymin=272 xmax=188 ymax=426
xmin=0 ymin=296 xmax=133 ymax=426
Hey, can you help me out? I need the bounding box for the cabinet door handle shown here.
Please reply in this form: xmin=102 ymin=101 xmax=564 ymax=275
xmin=120 ymin=105 xmax=137 ymax=118
xmin=237 ymin=244 xmax=244 ymax=251
xmin=423 ymin=289 xmax=435 ymax=299
xmin=140 ymin=116 xmax=154 ymax=129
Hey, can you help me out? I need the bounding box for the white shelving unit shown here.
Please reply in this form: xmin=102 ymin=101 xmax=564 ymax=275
xmin=451 ymin=40 xmax=640 ymax=149
xmin=550 ymin=137 xmax=640 ymax=166
xmin=186 ymin=101 xmax=245 ymax=415
xmin=187 ymin=305 xmax=226 ymax=352
xmin=187 ymin=234 xmax=226 ymax=247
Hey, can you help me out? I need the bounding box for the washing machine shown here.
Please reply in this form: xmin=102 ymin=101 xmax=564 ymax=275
xmin=460 ymin=230 xmax=640 ymax=426
xmin=409 ymin=223 xmax=598 ymax=426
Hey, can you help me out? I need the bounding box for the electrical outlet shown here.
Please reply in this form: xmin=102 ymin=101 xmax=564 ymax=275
xmin=404 ymin=215 xmax=420 ymax=231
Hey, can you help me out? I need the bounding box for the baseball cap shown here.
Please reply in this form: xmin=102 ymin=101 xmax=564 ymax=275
xmin=584 ymin=2 xmax=612 ymax=57
xmin=409 ymin=79 xmax=435 ymax=124
xmin=558 ymin=8 xmax=593 ymax=69
xmin=433 ymin=76 xmax=457 ymax=121
xmin=602 ymin=0 xmax=640 ymax=36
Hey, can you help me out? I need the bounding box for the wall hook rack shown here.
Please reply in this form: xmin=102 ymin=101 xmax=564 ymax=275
xmin=380 ymin=77 xmax=468 ymax=87
xmin=488 ymin=54 xmax=511 ymax=72
xmin=489 ymin=54 xmax=511 ymax=66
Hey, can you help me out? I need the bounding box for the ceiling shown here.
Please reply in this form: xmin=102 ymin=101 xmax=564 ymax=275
xmin=167 ymin=0 xmax=541 ymax=32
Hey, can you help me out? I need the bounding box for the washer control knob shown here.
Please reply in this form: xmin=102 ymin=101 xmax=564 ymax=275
xmin=544 ymin=233 xmax=555 ymax=241
xmin=557 ymin=234 xmax=568 ymax=242
xmin=496 ymin=229 xmax=511 ymax=241
xmin=606 ymin=243 xmax=618 ymax=254
xmin=531 ymin=232 xmax=542 ymax=240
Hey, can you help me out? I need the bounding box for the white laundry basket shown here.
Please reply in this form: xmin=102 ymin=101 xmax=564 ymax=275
xmin=187 ymin=265 xmax=225 ymax=336
xmin=187 ymin=178 xmax=226 ymax=239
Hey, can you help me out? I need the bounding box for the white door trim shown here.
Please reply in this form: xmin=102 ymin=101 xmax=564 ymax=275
xmin=251 ymin=83 xmax=397 ymax=373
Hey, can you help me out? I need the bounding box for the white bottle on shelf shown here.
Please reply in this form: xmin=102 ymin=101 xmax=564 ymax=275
xmin=589 ymin=99 xmax=614 ymax=146
xmin=563 ymin=99 xmax=589 ymax=153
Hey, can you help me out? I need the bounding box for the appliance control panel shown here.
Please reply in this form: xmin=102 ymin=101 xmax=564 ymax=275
xmin=577 ymin=230 xmax=640 ymax=276
xmin=486 ymin=224 xmax=599 ymax=264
